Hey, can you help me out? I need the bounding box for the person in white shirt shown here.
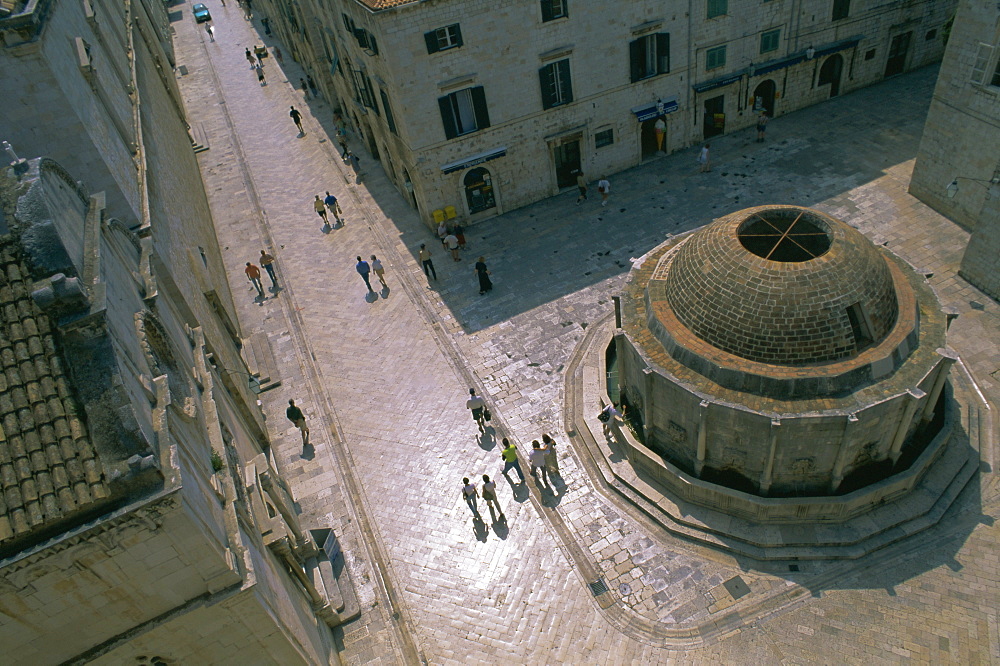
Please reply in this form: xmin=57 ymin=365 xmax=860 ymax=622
xmin=529 ymin=440 xmax=550 ymax=486
xmin=597 ymin=176 xmax=611 ymax=207
xmin=461 ymin=478 xmax=480 ymax=518
xmin=466 ymin=388 xmax=487 ymax=433
xmin=481 ymin=474 xmax=504 ymax=520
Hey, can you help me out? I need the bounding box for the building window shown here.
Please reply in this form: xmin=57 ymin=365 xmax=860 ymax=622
xmin=992 ymin=58 xmax=1000 ymax=87
xmin=864 ymin=49 xmax=876 ymax=61
xmin=351 ymin=70 xmax=378 ymax=113
xmin=438 ymin=87 xmax=490 ymax=139
xmin=971 ymin=43 xmax=993 ymax=84
xmin=706 ymin=45 xmax=726 ymax=71
xmin=380 ymin=89 xmax=397 ymax=135
xmin=595 ymin=128 xmax=614 ymax=148
xmin=832 ymin=0 xmax=850 ymax=21
xmin=539 ymin=59 xmax=573 ymax=109
xmin=541 ymin=0 xmax=568 ymax=22
xmin=925 ymin=29 xmax=937 ymax=41
xmin=845 ymin=303 xmax=874 ymax=350
xmin=760 ymin=29 xmax=780 ymax=54
xmin=707 ymin=0 xmax=728 ymax=19
xmin=425 ymin=24 xmax=463 ymax=54
xmin=629 ymin=33 xmax=670 ymax=82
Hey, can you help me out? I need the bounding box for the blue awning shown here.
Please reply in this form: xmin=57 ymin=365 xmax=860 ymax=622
xmin=692 ymin=73 xmax=742 ymax=94
xmin=441 ymin=147 xmax=507 ymax=174
xmin=631 ymin=96 xmax=679 ymax=122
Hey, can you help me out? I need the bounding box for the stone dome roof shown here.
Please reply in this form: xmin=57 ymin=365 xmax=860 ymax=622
xmin=662 ymin=206 xmax=899 ymax=366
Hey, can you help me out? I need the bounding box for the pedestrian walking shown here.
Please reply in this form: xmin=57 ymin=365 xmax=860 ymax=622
xmin=461 ymin=478 xmax=480 ymax=518
xmin=454 ymin=223 xmax=467 ymax=250
xmin=206 ymin=24 xmax=215 ymax=41
xmin=261 ymin=17 xmax=271 ymax=35
xmin=576 ymin=171 xmax=588 ymax=204
xmin=419 ymin=244 xmax=438 ymax=280
xmin=756 ymin=112 xmax=769 ymax=143
xmin=597 ymin=176 xmax=611 ymax=207
xmin=466 ymin=388 xmax=487 ymax=433
xmin=698 ymin=143 xmax=711 ymax=172
xmin=274 ymin=47 xmax=283 ymax=64
xmin=300 ymin=78 xmax=310 ymax=99
xmin=307 ymin=75 xmax=318 ymax=97
xmin=445 ymin=232 xmax=460 ymax=261
xmin=286 ymin=399 xmax=310 ymax=447
xmin=529 ymin=440 xmax=550 ymax=486
xmin=481 ymin=474 xmax=504 ymax=520
xmin=244 ymin=262 xmax=264 ymax=297
xmin=242 ymin=0 xmax=252 ymax=19
xmin=437 ymin=220 xmax=449 ymax=247
xmin=324 ymin=191 xmax=343 ymax=224
xmin=541 ymin=433 xmax=559 ymax=476
xmin=599 ymin=403 xmax=622 ymax=439
xmin=259 ymin=250 xmax=278 ymax=288
xmin=500 ymin=438 xmax=526 ymax=483
xmin=370 ymin=255 xmax=387 ymax=288
xmin=336 ymin=130 xmax=349 ymax=158
xmin=256 ymin=63 xmax=266 ymax=86
xmin=245 ymin=47 xmax=255 ymax=68
xmin=474 ymin=256 xmax=492 ymax=295
xmin=355 ymin=256 xmax=373 ymax=292
xmin=313 ymin=195 xmax=328 ymax=224
xmin=346 ymin=151 xmax=362 ymax=180
xmin=289 ymin=106 xmax=304 ymax=134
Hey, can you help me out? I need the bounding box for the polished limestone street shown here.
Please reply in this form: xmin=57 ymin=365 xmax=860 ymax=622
xmin=171 ymin=5 xmax=999 ymax=664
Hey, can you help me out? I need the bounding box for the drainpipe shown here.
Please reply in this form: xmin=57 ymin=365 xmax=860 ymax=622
xmin=694 ymin=400 xmax=710 ymax=477
xmin=829 ymin=413 xmax=859 ymax=493
xmin=759 ymin=418 xmax=781 ymax=495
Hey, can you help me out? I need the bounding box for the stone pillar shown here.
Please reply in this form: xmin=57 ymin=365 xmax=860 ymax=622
xmin=642 ymin=367 xmax=654 ymax=443
xmin=759 ymin=419 xmax=781 ymax=496
xmin=919 ymin=348 xmax=959 ymax=424
xmin=694 ymin=400 xmax=710 ymax=477
xmin=829 ymin=413 xmax=860 ymax=493
xmin=889 ymin=389 xmax=926 ymax=465
xmin=959 ymin=191 xmax=1000 ymax=300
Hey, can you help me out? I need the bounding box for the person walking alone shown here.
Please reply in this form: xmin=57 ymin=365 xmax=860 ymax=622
xmin=500 ymin=438 xmax=526 ymax=483
xmin=259 ymin=250 xmax=278 ymax=288
xmin=481 ymin=474 xmax=504 ymax=520
xmin=576 ymin=171 xmax=588 ymax=204
xmin=256 ymin=63 xmax=266 ymax=86
xmin=756 ymin=112 xmax=769 ymax=143
xmin=474 ymin=256 xmax=492 ymax=295
xmin=307 ymin=75 xmax=318 ymax=98
xmin=289 ymin=106 xmax=304 ymax=135
xmin=419 ymin=244 xmax=438 ymax=281
xmin=299 ymin=78 xmax=310 ymax=99
xmin=698 ymin=144 xmax=711 ymax=172
xmin=346 ymin=151 xmax=362 ymax=181
xmin=597 ymin=176 xmax=611 ymax=207
xmin=244 ymin=262 xmax=264 ymax=298
xmin=445 ymin=232 xmax=461 ymax=261
xmin=206 ymin=24 xmax=215 ymax=42
xmin=355 ymin=256 xmax=373 ymax=292
xmin=286 ymin=399 xmax=310 ymax=447
xmin=370 ymin=255 xmax=387 ymax=288
xmin=466 ymin=388 xmax=487 ymax=433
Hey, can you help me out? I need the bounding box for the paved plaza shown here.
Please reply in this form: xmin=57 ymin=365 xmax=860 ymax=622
xmin=170 ymin=5 xmax=999 ymax=664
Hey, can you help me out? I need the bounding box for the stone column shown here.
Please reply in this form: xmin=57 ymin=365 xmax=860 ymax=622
xmin=695 ymin=400 xmax=710 ymax=477
xmin=919 ymin=348 xmax=959 ymax=424
xmin=759 ymin=418 xmax=781 ymax=496
xmin=642 ymin=367 xmax=654 ymax=443
xmin=829 ymin=413 xmax=859 ymax=493
xmin=889 ymin=389 xmax=926 ymax=465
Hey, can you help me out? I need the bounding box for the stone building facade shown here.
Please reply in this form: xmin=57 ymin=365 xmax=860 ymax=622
xmin=0 ymin=1 xmax=343 ymax=663
xmin=258 ymin=0 xmax=952 ymax=227
xmin=616 ymin=206 xmax=954 ymax=506
xmin=909 ymin=0 xmax=1000 ymax=300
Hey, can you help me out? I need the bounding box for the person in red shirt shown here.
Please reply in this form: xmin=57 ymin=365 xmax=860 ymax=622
xmin=244 ymin=262 xmax=264 ymax=298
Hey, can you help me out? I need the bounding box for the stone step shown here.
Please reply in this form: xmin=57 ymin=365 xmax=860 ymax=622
xmin=241 ymin=331 xmax=281 ymax=391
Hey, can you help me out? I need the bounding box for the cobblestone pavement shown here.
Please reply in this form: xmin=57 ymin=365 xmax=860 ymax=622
xmin=170 ymin=5 xmax=999 ymax=664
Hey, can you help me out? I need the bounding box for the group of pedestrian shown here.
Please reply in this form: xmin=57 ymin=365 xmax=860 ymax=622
xmin=314 ymin=192 xmax=343 ymax=227
xmin=461 ymin=474 xmax=504 ymax=522
xmin=244 ymin=249 xmax=279 ymax=298
xmin=437 ymin=221 xmax=467 ymax=261
xmin=355 ymin=255 xmax=388 ymax=293
xmin=575 ymin=171 xmax=611 ymax=207
xmin=300 ymin=76 xmax=318 ymax=99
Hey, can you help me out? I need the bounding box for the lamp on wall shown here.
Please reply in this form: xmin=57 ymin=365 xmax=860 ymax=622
xmin=946 ymin=174 xmax=1000 ymax=198
xmin=805 ymin=46 xmax=816 ymax=60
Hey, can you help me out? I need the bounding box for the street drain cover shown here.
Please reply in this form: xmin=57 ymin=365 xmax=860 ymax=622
xmin=722 ymin=575 xmax=750 ymax=600
xmin=588 ymin=578 xmax=609 ymax=596
xmin=619 ymin=582 xmax=632 ymax=596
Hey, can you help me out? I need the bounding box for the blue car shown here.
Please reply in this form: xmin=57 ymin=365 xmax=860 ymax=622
xmin=193 ymin=3 xmax=211 ymax=23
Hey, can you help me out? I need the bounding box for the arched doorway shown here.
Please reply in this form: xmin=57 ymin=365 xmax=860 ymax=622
xmin=640 ymin=116 xmax=667 ymax=159
xmin=464 ymin=168 xmax=496 ymax=215
xmin=402 ymin=168 xmax=417 ymax=209
xmin=751 ymin=80 xmax=776 ymax=116
xmin=818 ymin=54 xmax=843 ymax=98
xmin=703 ymin=95 xmax=725 ymax=139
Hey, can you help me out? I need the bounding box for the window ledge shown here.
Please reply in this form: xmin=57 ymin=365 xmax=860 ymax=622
xmin=438 ymin=74 xmax=477 ymax=91
xmin=631 ymin=19 xmax=664 ymax=36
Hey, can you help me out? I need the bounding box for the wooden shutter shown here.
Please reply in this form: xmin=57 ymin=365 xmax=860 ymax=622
xmin=539 ymin=64 xmax=556 ymax=109
xmin=656 ymin=33 xmax=670 ymax=74
xmin=439 ymin=96 xmax=458 ymax=138
xmin=971 ymin=43 xmax=993 ymax=84
xmin=425 ymin=31 xmax=439 ymax=54
xmin=541 ymin=0 xmax=554 ymax=21
xmin=368 ymin=33 xmax=379 ymax=55
xmin=471 ymin=86 xmax=491 ymax=130
xmin=558 ymin=60 xmax=573 ymax=104
xmin=629 ymin=39 xmax=642 ymax=83
xmin=453 ymin=25 xmax=463 ymax=48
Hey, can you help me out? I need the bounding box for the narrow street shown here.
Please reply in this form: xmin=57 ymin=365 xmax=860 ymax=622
xmin=170 ymin=4 xmax=1000 ymax=664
